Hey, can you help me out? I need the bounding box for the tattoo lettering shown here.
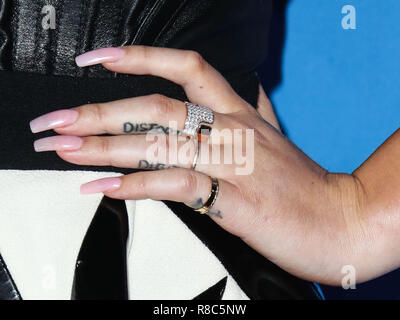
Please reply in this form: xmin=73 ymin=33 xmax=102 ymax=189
xmin=138 ymin=159 xmax=179 ymax=171
xmin=123 ymin=122 xmax=180 ymax=135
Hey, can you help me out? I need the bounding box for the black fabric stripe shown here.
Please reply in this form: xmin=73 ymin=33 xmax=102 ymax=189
xmin=0 ymin=69 xmax=258 ymax=172
xmin=193 ymin=277 xmax=227 ymax=300
xmin=71 ymin=196 xmax=129 ymax=300
xmin=0 ymin=70 xmax=185 ymax=172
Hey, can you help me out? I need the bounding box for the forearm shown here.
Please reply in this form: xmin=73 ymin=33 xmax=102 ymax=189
xmin=347 ymin=128 xmax=400 ymax=282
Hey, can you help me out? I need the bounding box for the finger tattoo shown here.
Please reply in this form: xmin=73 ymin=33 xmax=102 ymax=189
xmin=123 ymin=122 xmax=180 ymax=135
xmin=138 ymin=159 xmax=179 ymax=170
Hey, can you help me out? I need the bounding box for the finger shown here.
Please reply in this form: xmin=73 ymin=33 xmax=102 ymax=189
xmin=75 ymin=46 xmax=246 ymax=113
xmin=80 ymin=169 xmax=248 ymax=237
xmin=32 ymin=95 xmax=186 ymax=136
xmin=42 ymin=134 xmax=197 ymax=170
xmin=30 ymin=94 xmax=224 ymax=137
xmin=50 ymin=134 xmax=234 ymax=177
xmin=256 ymin=84 xmax=281 ymax=132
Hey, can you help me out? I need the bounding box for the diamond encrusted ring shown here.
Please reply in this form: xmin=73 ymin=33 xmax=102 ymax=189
xmin=183 ymin=102 xmax=214 ymax=136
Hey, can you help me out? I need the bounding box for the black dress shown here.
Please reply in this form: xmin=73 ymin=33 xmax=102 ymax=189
xmin=0 ymin=0 xmax=323 ymax=300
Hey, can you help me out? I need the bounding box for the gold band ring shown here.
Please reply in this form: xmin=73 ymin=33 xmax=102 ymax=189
xmin=194 ymin=176 xmax=219 ymax=215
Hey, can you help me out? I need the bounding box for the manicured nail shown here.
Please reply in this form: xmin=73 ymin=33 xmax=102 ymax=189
xmin=75 ymin=47 xmax=125 ymax=67
xmin=34 ymin=136 xmax=83 ymax=152
xmin=80 ymin=177 xmax=122 ymax=194
xmin=30 ymin=109 xmax=79 ymax=133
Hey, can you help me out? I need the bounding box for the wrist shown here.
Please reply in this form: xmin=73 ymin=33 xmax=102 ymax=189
xmin=317 ymin=172 xmax=369 ymax=284
xmin=324 ymin=172 xmax=400 ymax=284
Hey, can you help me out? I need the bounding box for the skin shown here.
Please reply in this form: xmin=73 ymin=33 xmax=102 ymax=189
xmin=31 ymin=45 xmax=400 ymax=286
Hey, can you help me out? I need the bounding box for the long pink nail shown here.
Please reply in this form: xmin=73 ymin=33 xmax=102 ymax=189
xmin=80 ymin=177 xmax=122 ymax=194
xmin=30 ymin=109 xmax=79 ymax=133
xmin=34 ymin=136 xmax=83 ymax=152
xmin=75 ymin=47 xmax=125 ymax=67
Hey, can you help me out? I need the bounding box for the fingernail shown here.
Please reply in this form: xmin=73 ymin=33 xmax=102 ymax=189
xmin=34 ymin=135 xmax=83 ymax=152
xmin=75 ymin=47 xmax=125 ymax=67
xmin=30 ymin=109 xmax=79 ymax=133
xmin=80 ymin=177 xmax=122 ymax=194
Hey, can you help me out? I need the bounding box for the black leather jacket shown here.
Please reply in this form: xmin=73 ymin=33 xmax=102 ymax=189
xmin=0 ymin=0 xmax=323 ymax=300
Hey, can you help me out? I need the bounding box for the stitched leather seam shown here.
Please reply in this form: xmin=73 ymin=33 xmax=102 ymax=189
xmin=111 ymin=0 xmax=124 ymax=78
xmin=114 ymin=1 xmax=124 ymax=47
xmin=74 ymin=0 xmax=85 ymax=77
xmin=49 ymin=0 xmax=66 ymax=75
xmin=131 ymin=0 xmax=163 ymax=45
xmin=11 ymin=0 xmax=19 ymax=71
xmin=32 ymin=1 xmax=41 ymax=73
xmin=153 ymin=0 xmax=189 ymax=45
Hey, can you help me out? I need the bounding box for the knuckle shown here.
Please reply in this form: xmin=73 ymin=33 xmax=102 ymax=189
xmin=149 ymin=94 xmax=175 ymax=116
xmin=99 ymin=137 xmax=111 ymax=154
xmin=140 ymin=45 xmax=152 ymax=60
xmin=91 ymin=103 xmax=107 ymax=126
xmin=136 ymin=174 xmax=149 ymax=197
xmin=231 ymin=111 xmax=255 ymax=128
xmin=153 ymin=134 xmax=170 ymax=163
xmin=184 ymin=50 xmax=207 ymax=74
xmin=254 ymin=129 xmax=267 ymax=145
xmin=229 ymin=117 xmax=248 ymax=130
xmin=179 ymin=171 xmax=198 ymax=195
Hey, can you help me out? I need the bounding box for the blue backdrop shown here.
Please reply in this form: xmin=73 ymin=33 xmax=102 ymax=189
xmin=259 ymin=0 xmax=400 ymax=299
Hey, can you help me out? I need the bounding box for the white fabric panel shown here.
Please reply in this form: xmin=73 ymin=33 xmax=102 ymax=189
xmin=127 ymin=199 xmax=247 ymax=300
xmin=0 ymin=169 xmax=120 ymax=299
xmin=222 ymin=276 xmax=249 ymax=300
xmin=0 ymin=170 xmax=248 ymax=300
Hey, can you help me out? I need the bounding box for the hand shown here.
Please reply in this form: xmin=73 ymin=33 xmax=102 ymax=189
xmin=29 ymin=46 xmax=391 ymax=286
